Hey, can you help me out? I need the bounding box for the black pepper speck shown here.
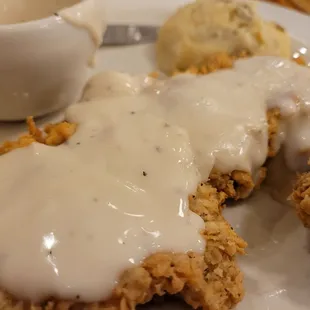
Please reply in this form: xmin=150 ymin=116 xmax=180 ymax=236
xmin=142 ymin=171 xmax=148 ymax=177
xmin=76 ymin=142 xmax=81 ymax=145
xmin=130 ymin=111 xmax=136 ymax=115
xmin=164 ymin=122 xmax=170 ymax=128
xmin=155 ymin=146 xmax=162 ymax=153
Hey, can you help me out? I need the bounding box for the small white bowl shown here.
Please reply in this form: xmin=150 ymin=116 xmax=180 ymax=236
xmin=0 ymin=0 xmax=105 ymax=121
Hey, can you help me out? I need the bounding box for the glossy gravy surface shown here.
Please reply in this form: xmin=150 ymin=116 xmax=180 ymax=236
xmin=59 ymin=0 xmax=106 ymax=47
xmin=235 ymin=57 xmax=310 ymax=171
xmin=1 ymin=56 xmax=310 ymax=302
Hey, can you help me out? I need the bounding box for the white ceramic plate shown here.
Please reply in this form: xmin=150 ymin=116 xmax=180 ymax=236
xmin=1 ymin=1 xmax=310 ymax=310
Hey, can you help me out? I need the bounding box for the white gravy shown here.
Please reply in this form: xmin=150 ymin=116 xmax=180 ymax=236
xmin=235 ymin=57 xmax=310 ymax=171
xmin=59 ymin=0 xmax=106 ymax=48
xmin=1 ymin=56 xmax=310 ymax=302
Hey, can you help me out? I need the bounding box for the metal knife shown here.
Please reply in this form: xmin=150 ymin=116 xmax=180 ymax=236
xmin=101 ymin=25 xmax=158 ymax=46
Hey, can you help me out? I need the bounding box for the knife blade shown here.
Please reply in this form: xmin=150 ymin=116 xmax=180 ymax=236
xmin=101 ymin=25 xmax=158 ymax=46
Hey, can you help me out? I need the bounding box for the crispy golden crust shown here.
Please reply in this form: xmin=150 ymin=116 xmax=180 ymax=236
xmin=0 ymin=117 xmax=77 ymax=155
xmin=172 ymin=51 xmax=305 ymax=76
xmin=293 ymin=55 xmax=307 ymax=66
xmin=291 ymin=172 xmax=310 ymax=228
xmin=172 ymin=51 xmax=248 ymax=76
xmin=209 ymin=168 xmax=267 ymax=200
xmin=0 ymin=182 xmax=246 ymax=310
xmin=267 ymin=108 xmax=282 ymax=158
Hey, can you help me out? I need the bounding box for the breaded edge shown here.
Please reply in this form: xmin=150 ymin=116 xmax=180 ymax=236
xmin=208 ymin=108 xmax=280 ymax=200
xmin=0 ymin=117 xmax=77 ymax=155
xmin=291 ymin=172 xmax=310 ymax=228
xmin=162 ymin=51 xmax=305 ymax=77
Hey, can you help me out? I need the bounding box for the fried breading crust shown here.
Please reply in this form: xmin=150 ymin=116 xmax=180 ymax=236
xmin=291 ymin=172 xmax=310 ymax=228
xmin=172 ymin=51 xmax=247 ymax=76
xmin=209 ymin=168 xmax=267 ymax=200
xmin=171 ymin=51 xmax=306 ymax=76
xmin=0 ymin=117 xmax=77 ymax=155
xmin=267 ymin=108 xmax=282 ymax=158
xmin=0 ymin=182 xmax=246 ymax=310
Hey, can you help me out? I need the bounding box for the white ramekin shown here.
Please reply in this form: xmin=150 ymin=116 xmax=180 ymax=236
xmin=0 ymin=0 xmax=105 ymax=121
